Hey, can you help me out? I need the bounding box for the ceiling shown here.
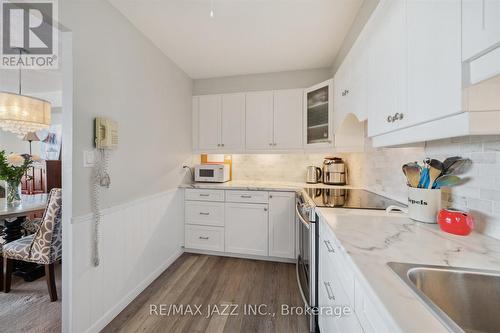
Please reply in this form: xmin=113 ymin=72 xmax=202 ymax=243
xmin=108 ymin=0 xmax=363 ymax=79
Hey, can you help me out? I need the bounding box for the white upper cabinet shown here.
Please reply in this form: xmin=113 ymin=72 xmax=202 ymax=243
xmin=334 ymin=35 xmax=369 ymax=132
xmin=462 ymin=0 xmax=500 ymax=61
xmin=246 ymin=89 xmax=303 ymax=151
xmin=366 ymin=0 xmax=406 ymax=137
xmin=221 ymin=93 xmax=245 ymax=150
xmin=333 ymin=57 xmax=351 ymax=133
xmin=195 ymin=93 xmax=245 ymax=152
xmin=245 ymin=91 xmax=274 ymax=150
xmin=273 ymin=89 xmax=303 ymax=150
xmin=405 ymin=0 xmax=462 ymax=128
xmin=304 ymin=79 xmax=334 ymax=148
xmin=198 ymin=95 xmax=221 ymax=151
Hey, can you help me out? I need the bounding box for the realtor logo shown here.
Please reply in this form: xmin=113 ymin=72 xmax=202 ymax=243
xmin=1 ymin=0 xmax=58 ymax=68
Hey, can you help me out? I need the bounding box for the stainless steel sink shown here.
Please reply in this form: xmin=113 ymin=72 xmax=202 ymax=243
xmin=387 ymin=262 xmax=500 ymax=333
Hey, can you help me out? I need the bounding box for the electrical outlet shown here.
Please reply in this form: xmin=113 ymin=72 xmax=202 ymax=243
xmin=84 ymin=150 xmax=96 ymax=167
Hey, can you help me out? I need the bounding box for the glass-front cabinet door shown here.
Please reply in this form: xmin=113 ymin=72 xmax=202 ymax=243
xmin=304 ymin=79 xmax=334 ymax=148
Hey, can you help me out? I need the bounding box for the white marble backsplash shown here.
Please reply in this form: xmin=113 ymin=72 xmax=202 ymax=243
xmin=424 ymin=136 xmax=500 ymax=239
xmin=192 ymin=135 xmax=500 ymax=240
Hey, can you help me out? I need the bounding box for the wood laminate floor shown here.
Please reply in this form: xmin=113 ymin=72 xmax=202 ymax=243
xmin=104 ymin=253 xmax=309 ymax=333
xmin=0 ymin=264 xmax=61 ymax=333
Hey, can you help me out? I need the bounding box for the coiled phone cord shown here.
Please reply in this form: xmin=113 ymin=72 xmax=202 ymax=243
xmin=91 ymin=149 xmax=110 ymax=267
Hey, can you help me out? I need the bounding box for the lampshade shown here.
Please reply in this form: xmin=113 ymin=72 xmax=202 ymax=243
xmin=0 ymin=91 xmax=51 ymax=137
xmin=23 ymin=131 xmax=41 ymax=142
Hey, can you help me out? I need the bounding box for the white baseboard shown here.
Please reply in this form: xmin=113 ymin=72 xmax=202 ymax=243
xmin=85 ymin=248 xmax=184 ymax=333
xmin=184 ymin=248 xmax=296 ymax=264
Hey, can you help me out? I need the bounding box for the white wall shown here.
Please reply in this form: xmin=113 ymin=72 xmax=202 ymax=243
xmin=193 ymin=68 xmax=332 ymax=95
xmin=60 ymin=0 xmax=192 ymax=332
xmin=61 ymin=0 xmax=193 ymax=217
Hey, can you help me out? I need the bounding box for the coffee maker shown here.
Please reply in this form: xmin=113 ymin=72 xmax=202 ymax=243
xmin=323 ymin=157 xmax=347 ymax=185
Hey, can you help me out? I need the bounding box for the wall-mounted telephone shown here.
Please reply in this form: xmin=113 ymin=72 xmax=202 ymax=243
xmin=94 ymin=117 xmax=119 ymax=149
xmin=92 ymin=117 xmax=118 ymax=267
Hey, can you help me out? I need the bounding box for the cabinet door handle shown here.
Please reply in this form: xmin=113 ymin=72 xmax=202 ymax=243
xmin=393 ymin=112 xmax=404 ymax=121
xmin=199 ymin=212 xmax=210 ymax=216
xmin=269 ymin=195 xmax=273 ymax=199
xmin=324 ymin=282 xmax=335 ymax=300
xmin=269 ymin=143 xmax=273 ymax=146
xmin=387 ymin=115 xmax=394 ymax=123
xmin=241 ymin=195 xmax=252 ymax=198
xmin=199 ymin=236 xmax=209 ymax=240
xmin=264 ymin=207 xmax=268 ymax=211
xmin=324 ymin=240 xmax=335 ymax=253
xmin=199 ymin=194 xmax=210 ymax=197
xmin=221 ymin=143 xmax=225 ymax=147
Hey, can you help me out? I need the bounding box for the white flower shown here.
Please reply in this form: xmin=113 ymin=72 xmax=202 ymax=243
xmin=6 ymin=154 xmax=25 ymax=167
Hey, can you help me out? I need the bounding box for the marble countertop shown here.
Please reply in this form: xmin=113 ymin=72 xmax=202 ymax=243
xmin=0 ymin=194 xmax=48 ymax=219
xmin=179 ymin=180 xmax=356 ymax=192
xmin=317 ymin=207 xmax=500 ymax=333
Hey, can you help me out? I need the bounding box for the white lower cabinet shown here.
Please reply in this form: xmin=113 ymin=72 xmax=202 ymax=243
xmin=268 ymin=192 xmax=295 ymax=259
xmin=184 ymin=189 xmax=295 ymax=261
xmin=319 ymin=218 xmax=362 ymax=333
xmin=225 ymin=202 xmax=269 ymax=256
xmin=319 ymin=215 xmax=396 ymax=333
xmin=185 ymin=225 xmax=225 ymax=252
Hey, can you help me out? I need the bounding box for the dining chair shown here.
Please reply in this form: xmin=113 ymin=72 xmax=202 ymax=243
xmin=2 ymin=188 xmax=62 ymax=301
xmin=0 ymin=235 xmax=4 ymax=292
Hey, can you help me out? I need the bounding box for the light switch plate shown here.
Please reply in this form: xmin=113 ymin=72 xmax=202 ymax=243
xmin=84 ymin=150 xmax=96 ymax=167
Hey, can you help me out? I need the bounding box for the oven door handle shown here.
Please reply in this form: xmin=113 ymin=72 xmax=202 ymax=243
xmin=295 ymin=204 xmax=311 ymax=229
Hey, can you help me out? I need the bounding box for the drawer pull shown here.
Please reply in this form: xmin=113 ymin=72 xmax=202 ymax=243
xmin=324 ymin=240 xmax=335 ymax=253
xmin=199 ymin=194 xmax=210 ymax=197
xmin=199 ymin=236 xmax=210 ymax=240
xmin=240 ymin=195 xmax=252 ymax=198
xmin=199 ymin=212 xmax=210 ymax=216
xmin=324 ymin=282 xmax=335 ymax=300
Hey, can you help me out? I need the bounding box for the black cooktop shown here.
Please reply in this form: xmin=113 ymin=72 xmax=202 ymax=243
xmin=304 ymin=188 xmax=404 ymax=210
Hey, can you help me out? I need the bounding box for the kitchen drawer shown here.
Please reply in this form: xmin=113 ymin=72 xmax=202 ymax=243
xmin=185 ymin=189 xmax=224 ymax=202
xmin=355 ymin=278 xmax=394 ymax=333
xmin=185 ymin=225 xmax=224 ymax=252
xmin=319 ymin=256 xmax=362 ymax=333
xmin=225 ymin=190 xmax=269 ymax=204
xmin=320 ymin=219 xmax=355 ymax=304
xmin=185 ymin=201 xmax=224 ymax=227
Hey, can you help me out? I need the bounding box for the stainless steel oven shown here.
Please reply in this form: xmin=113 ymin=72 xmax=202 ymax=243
xmin=296 ymin=191 xmax=318 ymax=333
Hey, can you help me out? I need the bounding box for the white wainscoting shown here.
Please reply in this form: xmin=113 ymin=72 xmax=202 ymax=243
xmin=70 ymin=188 xmax=184 ymax=333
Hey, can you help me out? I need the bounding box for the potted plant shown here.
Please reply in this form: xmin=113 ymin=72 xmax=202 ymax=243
xmin=0 ymin=150 xmax=38 ymax=205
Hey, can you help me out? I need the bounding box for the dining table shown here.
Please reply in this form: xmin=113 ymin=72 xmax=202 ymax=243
xmin=1 ymin=194 xmax=48 ymax=281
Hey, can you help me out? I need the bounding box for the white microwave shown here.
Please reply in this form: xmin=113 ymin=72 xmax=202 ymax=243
xmin=194 ymin=164 xmax=230 ymax=183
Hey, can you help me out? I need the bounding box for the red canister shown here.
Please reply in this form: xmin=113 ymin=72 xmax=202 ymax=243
xmin=437 ymin=209 xmax=475 ymax=236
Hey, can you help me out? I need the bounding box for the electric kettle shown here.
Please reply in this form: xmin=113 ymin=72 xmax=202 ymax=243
xmin=306 ymin=166 xmax=322 ymax=184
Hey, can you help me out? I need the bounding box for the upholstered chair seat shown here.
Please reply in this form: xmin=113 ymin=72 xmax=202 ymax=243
xmin=2 ymin=188 xmax=62 ymax=301
xmin=2 ymin=235 xmax=34 ymax=261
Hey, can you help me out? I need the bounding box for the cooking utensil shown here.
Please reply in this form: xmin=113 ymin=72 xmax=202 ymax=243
xmin=402 ymin=162 xmax=421 ymax=188
xmin=433 ymin=175 xmax=462 ymax=188
xmin=427 ymin=159 xmax=444 ymax=189
xmin=444 ymin=158 xmax=472 ymax=176
xmin=442 ymin=156 xmax=461 ymax=172
xmin=418 ymin=158 xmax=431 ymax=188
